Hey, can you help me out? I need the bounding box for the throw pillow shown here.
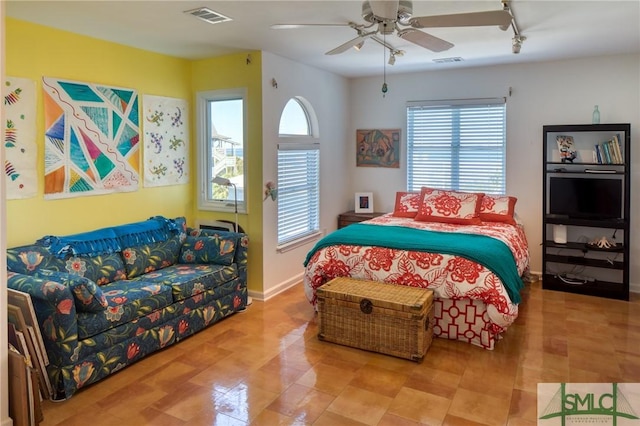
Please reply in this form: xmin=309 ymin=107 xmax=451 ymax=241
xmin=66 ymin=252 xmax=127 ymax=285
xmin=122 ymin=236 xmax=182 ymax=279
xmin=34 ymin=270 xmax=108 ymax=313
xmin=6 ymin=245 xmax=65 ymax=274
xmin=414 ymin=187 xmax=484 ymax=225
xmin=179 ymin=235 xmax=236 ymax=266
xmin=479 ymin=194 xmax=517 ymax=225
xmin=392 ymin=191 xmax=421 ymax=218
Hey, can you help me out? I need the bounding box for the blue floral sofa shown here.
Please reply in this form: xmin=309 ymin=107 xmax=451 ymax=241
xmin=6 ymin=216 xmax=248 ymax=400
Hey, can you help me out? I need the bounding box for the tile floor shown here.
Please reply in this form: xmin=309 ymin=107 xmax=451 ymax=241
xmin=37 ymin=281 xmax=640 ymax=425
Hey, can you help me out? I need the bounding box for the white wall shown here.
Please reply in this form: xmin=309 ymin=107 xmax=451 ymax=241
xmin=348 ymin=53 xmax=640 ymax=289
xmin=260 ymin=52 xmax=351 ymax=300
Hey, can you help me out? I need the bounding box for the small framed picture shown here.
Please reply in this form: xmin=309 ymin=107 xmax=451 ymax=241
xmin=355 ymin=192 xmax=374 ymax=213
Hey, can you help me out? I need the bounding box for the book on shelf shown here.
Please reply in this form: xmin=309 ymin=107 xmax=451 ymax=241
xmin=602 ymin=141 xmax=612 ymax=163
xmin=592 ymin=136 xmax=624 ymax=165
xmin=612 ymin=134 xmax=623 ymax=163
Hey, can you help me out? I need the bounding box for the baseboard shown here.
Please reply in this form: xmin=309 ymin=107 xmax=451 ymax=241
xmin=2 ymin=416 xmax=14 ymax=426
xmin=248 ymin=272 xmax=303 ymax=302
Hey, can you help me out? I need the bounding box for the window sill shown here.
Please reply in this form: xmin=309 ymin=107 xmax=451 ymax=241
xmin=277 ymin=231 xmax=323 ymax=253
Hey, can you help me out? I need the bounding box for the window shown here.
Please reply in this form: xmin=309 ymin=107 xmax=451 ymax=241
xmin=406 ymin=99 xmax=506 ymax=194
xmin=277 ymin=98 xmax=320 ymax=247
xmin=197 ymin=88 xmax=247 ymax=212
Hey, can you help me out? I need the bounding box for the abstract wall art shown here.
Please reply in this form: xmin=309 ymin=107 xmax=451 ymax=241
xmin=42 ymin=77 xmax=140 ymax=199
xmin=4 ymin=76 xmax=37 ymax=199
xmin=142 ymin=95 xmax=189 ymax=187
xmin=356 ymin=128 xmax=400 ymax=168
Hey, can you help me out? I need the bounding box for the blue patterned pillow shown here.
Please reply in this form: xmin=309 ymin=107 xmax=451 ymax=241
xmin=122 ymin=236 xmax=182 ymax=279
xmin=6 ymin=245 xmax=65 ymax=274
xmin=34 ymin=270 xmax=108 ymax=313
xmin=179 ymin=236 xmax=236 ymax=265
xmin=64 ymin=252 xmax=127 ymax=285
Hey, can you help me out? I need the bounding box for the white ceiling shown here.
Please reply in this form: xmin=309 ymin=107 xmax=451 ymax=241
xmin=6 ymin=1 xmax=640 ymax=78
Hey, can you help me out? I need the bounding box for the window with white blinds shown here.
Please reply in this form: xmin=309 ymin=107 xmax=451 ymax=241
xmin=277 ymin=144 xmax=320 ymax=245
xmin=406 ymin=99 xmax=506 ymax=194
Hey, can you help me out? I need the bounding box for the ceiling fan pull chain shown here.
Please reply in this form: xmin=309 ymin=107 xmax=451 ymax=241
xmin=382 ymin=27 xmax=388 ymax=97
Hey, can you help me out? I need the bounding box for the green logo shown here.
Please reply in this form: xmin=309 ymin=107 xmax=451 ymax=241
xmin=539 ymin=383 xmax=639 ymax=425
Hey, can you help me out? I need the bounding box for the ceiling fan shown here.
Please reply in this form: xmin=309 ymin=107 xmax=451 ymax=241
xmin=272 ymin=0 xmax=513 ymax=61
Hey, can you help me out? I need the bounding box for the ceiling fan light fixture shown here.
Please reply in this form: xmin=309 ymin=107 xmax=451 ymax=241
xmin=354 ymin=40 xmax=365 ymax=51
xmin=388 ymin=53 xmax=396 ymax=65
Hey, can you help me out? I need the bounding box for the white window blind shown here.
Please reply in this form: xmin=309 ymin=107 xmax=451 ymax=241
xmin=407 ymin=99 xmax=506 ymax=194
xmin=277 ymin=144 xmax=320 ymax=245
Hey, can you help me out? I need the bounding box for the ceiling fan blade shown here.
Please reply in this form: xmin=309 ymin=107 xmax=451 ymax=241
xmin=325 ymin=33 xmax=374 ymax=55
xmin=271 ymin=23 xmax=352 ymax=29
xmin=410 ymin=10 xmax=512 ymax=30
xmin=397 ymin=29 xmax=453 ymax=52
xmin=368 ymin=0 xmax=399 ymax=20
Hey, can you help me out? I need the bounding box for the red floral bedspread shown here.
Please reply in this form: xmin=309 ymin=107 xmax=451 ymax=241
xmin=303 ymin=214 xmax=530 ymax=349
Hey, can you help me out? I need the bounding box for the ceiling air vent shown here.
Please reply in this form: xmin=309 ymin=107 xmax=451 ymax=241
xmin=433 ymin=57 xmax=464 ymax=63
xmin=185 ymin=7 xmax=232 ymax=25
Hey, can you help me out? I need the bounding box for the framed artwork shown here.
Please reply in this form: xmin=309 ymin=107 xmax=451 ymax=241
xmin=356 ymin=128 xmax=400 ymax=168
xmin=142 ymin=95 xmax=190 ymax=187
xmin=4 ymin=76 xmax=37 ymax=199
xmin=42 ymin=77 xmax=140 ymax=199
xmin=355 ymin=192 xmax=373 ymax=213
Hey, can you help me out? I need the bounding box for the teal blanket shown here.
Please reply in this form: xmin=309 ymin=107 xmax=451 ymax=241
xmin=304 ymin=223 xmax=524 ymax=304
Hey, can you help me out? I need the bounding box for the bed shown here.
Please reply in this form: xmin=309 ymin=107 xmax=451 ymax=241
xmin=303 ymin=189 xmax=530 ymax=350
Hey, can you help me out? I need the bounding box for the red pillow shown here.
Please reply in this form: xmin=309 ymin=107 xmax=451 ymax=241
xmin=414 ymin=187 xmax=484 ymax=225
xmin=392 ymin=191 xmax=421 ymax=218
xmin=479 ymin=194 xmax=517 ymax=225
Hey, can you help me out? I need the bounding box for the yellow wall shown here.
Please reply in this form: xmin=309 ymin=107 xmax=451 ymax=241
xmin=6 ymin=19 xmax=264 ymax=293
xmin=191 ymin=53 xmax=264 ymax=293
xmin=5 ymin=18 xmax=192 ymax=247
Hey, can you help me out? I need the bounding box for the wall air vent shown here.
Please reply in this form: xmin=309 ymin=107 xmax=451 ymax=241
xmin=184 ymin=7 xmax=232 ymax=25
xmin=433 ymin=57 xmax=464 ymax=63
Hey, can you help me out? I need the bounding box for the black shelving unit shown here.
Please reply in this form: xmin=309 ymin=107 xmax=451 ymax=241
xmin=542 ymin=123 xmax=630 ymax=300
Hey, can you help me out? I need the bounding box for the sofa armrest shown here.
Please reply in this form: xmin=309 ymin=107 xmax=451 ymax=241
xmin=7 ymin=271 xmax=80 ymax=391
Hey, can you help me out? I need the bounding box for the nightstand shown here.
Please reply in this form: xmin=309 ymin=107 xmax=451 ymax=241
xmin=337 ymin=211 xmax=386 ymax=229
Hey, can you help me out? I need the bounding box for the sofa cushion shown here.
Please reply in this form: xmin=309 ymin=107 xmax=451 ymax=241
xmin=64 ymin=253 xmax=127 ymax=285
xmin=76 ymin=279 xmax=174 ymax=339
xmin=179 ymin=235 xmax=236 ymax=266
xmin=34 ymin=270 xmax=108 ymax=313
xmin=6 ymin=245 xmax=66 ymax=274
xmin=122 ymin=236 xmax=182 ymax=279
xmin=139 ymin=263 xmax=238 ymax=302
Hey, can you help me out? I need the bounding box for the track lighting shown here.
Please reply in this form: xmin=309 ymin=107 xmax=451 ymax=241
xmin=512 ymin=35 xmax=525 ymax=54
xmin=503 ymin=0 xmax=526 ymax=54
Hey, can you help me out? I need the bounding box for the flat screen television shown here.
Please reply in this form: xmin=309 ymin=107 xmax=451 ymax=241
xmin=549 ymin=177 xmax=622 ymax=219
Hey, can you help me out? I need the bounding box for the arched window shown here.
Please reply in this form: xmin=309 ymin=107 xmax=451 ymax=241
xmin=277 ymin=97 xmax=320 ymax=247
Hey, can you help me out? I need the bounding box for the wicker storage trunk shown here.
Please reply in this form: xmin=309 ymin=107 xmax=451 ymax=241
xmin=317 ymin=277 xmax=434 ymax=361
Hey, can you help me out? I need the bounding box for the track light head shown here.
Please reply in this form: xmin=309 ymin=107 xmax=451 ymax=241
xmin=512 ymin=35 xmax=525 ymax=54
